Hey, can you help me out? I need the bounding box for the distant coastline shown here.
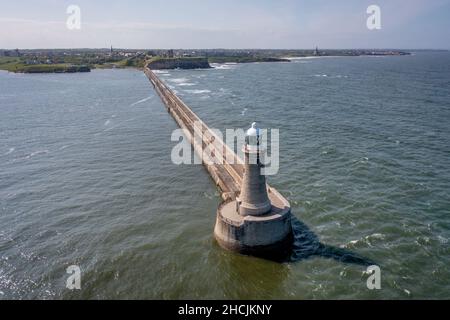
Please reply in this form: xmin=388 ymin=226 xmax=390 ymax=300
xmin=0 ymin=48 xmax=413 ymax=73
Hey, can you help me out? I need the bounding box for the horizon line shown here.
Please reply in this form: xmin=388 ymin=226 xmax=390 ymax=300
xmin=1 ymin=47 xmax=449 ymax=51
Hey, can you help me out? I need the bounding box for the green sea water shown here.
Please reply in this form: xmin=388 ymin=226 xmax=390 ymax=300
xmin=0 ymin=51 xmax=449 ymax=299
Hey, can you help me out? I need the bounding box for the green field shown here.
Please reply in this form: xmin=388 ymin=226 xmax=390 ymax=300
xmin=0 ymin=54 xmax=288 ymax=73
xmin=0 ymin=58 xmax=91 ymax=73
xmin=0 ymin=57 xmax=23 ymax=72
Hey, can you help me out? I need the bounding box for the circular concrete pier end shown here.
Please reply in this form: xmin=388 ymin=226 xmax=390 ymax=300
xmin=214 ymin=187 xmax=293 ymax=261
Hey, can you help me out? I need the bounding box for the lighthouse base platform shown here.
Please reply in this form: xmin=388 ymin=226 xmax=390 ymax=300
xmin=214 ymin=188 xmax=293 ymax=261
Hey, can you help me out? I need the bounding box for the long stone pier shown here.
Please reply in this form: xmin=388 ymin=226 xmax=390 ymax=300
xmin=144 ymin=67 xmax=244 ymax=201
xmin=144 ymin=67 xmax=293 ymax=258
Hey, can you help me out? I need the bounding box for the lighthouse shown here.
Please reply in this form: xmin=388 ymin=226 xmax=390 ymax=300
xmin=237 ymin=122 xmax=272 ymax=216
xmin=214 ymin=123 xmax=293 ymax=260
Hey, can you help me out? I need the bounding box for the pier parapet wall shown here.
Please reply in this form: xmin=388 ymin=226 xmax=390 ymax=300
xmin=145 ymin=67 xmax=242 ymax=201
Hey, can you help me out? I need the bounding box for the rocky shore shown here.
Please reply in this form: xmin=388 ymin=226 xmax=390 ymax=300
xmin=147 ymin=57 xmax=211 ymax=70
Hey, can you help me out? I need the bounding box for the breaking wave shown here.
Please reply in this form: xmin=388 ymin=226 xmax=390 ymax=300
xmin=130 ymin=96 xmax=153 ymax=106
xmin=184 ymin=89 xmax=211 ymax=94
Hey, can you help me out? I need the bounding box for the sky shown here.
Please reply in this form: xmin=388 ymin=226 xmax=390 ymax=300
xmin=0 ymin=0 xmax=449 ymax=49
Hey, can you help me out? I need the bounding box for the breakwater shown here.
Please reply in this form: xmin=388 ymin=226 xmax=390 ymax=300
xmin=144 ymin=66 xmax=293 ymax=258
xmin=145 ymin=67 xmax=242 ymax=200
xmin=144 ymin=67 xmax=290 ymax=204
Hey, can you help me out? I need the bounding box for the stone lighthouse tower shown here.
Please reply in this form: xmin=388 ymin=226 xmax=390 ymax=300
xmin=214 ymin=123 xmax=293 ymax=260
xmin=237 ymin=122 xmax=272 ymax=216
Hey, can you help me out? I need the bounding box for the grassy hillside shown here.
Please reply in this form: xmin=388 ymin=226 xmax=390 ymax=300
xmin=0 ymin=57 xmax=23 ymax=72
xmin=0 ymin=58 xmax=90 ymax=73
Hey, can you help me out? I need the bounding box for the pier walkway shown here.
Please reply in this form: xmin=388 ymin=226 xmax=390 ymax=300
xmin=144 ymin=67 xmax=287 ymax=206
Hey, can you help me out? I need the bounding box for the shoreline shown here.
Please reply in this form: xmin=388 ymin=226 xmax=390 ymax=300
xmin=0 ymin=51 xmax=416 ymax=74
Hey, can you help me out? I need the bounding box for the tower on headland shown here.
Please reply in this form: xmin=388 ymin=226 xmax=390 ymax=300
xmin=314 ymin=46 xmax=320 ymax=56
xmin=214 ymin=122 xmax=293 ymax=260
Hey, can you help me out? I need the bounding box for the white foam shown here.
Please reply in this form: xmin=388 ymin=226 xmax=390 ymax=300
xmin=437 ymin=235 xmax=448 ymax=244
xmin=130 ymin=96 xmax=153 ymax=106
xmin=368 ymin=233 xmax=385 ymax=240
xmin=211 ymin=63 xmax=235 ymax=70
xmin=23 ymin=150 xmax=49 ymax=159
xmin=184 ymin=89 xmax=211 ymax=94
xmin=203 ymin=192 xmax=213 ymax=199
xmin=168 ymin=78 xmax=189 ymax=84
xmin=348 ymin=240 xmax=359 ymax=246
xmin=153 ymin=70 xmax=169 ymax=74
xmin=5 ymin=147 xmax=15 ymax=155
xmin=103 ymin=125 xmax=117 ymax=132
xmin=314 ymin=74 xmax=348 ymax=78
xmin=341 ymin=233 xmax=385 ymax=248
xmin=104 ymin=119 xmax=111 ymax=126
